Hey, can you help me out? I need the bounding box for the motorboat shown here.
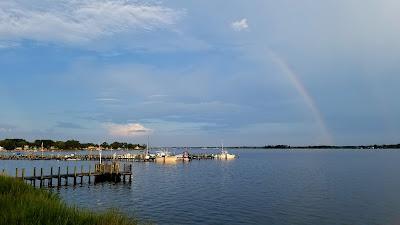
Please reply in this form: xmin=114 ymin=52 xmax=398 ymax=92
xmin=155 ymin=149 xmax=178 ymax=163
xmin=215 ymin=143 xmax=236 ymax=160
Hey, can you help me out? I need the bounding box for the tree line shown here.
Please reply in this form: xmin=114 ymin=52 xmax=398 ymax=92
xmin=262 ymin=144 xmax=400 ymax=149
xmin=0 ymin=139 xmax=145 ymax=151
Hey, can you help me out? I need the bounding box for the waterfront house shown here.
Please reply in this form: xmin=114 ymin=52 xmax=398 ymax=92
xmin=87 ymin=146 xmax=97 ymax=151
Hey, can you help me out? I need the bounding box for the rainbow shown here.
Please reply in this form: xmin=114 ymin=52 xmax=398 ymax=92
xmin=269 ymin=50 xmax=333 ymax=145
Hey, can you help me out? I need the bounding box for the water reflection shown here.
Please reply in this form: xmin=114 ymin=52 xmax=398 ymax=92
xmin=1 ymin=149 xmax=400 ymax=225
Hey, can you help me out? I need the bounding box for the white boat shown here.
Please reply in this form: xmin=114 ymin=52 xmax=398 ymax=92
xmin=155 ymin=149 xmax=178 ymax=163
xmin=216 ymin=143 xmax=236 ymax=160
xmin=117 ymin=153 xmax=136 ymax=159
xmin=66 ymin=158 xmax=81 ymax=161
xmin=65 ymin=153 xmax=81 ymax=160
xmin=176 ymin=150 xmax=190 ymax=161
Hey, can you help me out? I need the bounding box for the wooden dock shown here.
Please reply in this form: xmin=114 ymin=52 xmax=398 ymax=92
xmin=1 ymin=163 xmax=132 ymax=188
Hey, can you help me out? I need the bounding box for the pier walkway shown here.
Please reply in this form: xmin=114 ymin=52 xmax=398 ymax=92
xmin=1 ymin=163 xmax=132 ymax=188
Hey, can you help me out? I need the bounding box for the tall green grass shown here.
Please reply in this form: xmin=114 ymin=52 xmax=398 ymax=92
xmin=0 ymin=176 xmax=139 ymax=225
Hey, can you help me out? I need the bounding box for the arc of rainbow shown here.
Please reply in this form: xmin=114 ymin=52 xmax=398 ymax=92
xmin=268 ymin=50 xmax=333 ymax=145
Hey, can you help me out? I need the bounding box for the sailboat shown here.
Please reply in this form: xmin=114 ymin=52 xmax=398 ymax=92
xmin=144 ymin=137 xmax=151 ymax=160
xmin=216 ymin=143 xmax=236 ymax=160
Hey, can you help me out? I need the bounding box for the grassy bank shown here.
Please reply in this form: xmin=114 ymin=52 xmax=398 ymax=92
xmin=0 ymin=175 xmax=138 ymax=225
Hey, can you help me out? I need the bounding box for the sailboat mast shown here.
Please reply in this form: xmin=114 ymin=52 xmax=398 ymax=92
xmin=146 ymin=136 xmax=149 ymax=156
xmin=99 ymin=143 xmax=102 ymax=164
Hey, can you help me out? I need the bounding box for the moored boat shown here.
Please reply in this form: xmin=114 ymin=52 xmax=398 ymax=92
xmin=215 ymin=143 xmax=236 ymax=160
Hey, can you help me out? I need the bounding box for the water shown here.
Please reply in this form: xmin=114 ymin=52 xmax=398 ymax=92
xmin=2 ymin=149 xmax=400 ymax=225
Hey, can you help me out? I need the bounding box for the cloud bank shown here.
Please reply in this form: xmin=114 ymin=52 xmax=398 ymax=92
xmin=106 ymin=123 xmax=151 ymax=137
xmin=0 ymin=124 xmax=15 ymax=132
xmin=0 ymin=0 xmax=183 ymax=45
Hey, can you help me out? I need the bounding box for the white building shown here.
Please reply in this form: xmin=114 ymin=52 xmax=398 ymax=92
xmin=0 ymin=146 xmax=4 ymax=150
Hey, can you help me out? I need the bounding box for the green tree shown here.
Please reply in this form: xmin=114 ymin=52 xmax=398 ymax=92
xmin=110 ymin=142 xmax=123 ymax=150
xmin=54 ymin=141 xmax=65 ymax=150
xmin=34 ymin=140 xmax=55 ymax=149
xmin=101 ymin=142 xmax=109 ymax=149
xmin=0 ymin=139 xmax=28 ymax=150
xmin=64 ymin=140 xmax=81 ymax=150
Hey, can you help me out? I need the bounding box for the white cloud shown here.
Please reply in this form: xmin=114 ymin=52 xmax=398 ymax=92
xmin=231 ymin=18 xmax=249 ymax=31
xmin=95 ymin=98 xmax=120 ymax=102
xmin=0 ymin=41 xmax=19 ymax=49
xmin=0 ymin=0 xmax=183 ymax=45
xmin=106 ymin=123 xmax=151 ymax=137
xmin=0 ymin=124 xmax=15 ymax=132
xmin=148 ymin=94 xmax=169 ymax=98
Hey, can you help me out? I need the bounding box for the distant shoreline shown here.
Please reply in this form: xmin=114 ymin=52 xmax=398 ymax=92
xmin=1 ymin=138 xmax=399 ymax=151
xmin=1 ymin=145 xmax=400 ymax=152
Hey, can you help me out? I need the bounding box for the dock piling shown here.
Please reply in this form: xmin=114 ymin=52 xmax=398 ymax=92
xmin=40 ymin=168 xmax=43 ymax=188
xmin=49 ymin=167 xmax=53 ymax=187
xmin=123 ymin=164 xmax=126 ymax=183
xmin=80 ymin=165 xmax=83 ymax=185
xmin=33 ymin=167 xmax=36 ymax=187
xmin=57 ymin=167 xmax=61 ymax=187
xmin=88 ymin=165 xmax=91 ymax=184
xmin=73 ymin=166 xmax=77 ymax=186
xmin=129 ymin=165 xmax=132 ymax=183
xmin=65 ymin=167 xmax=69 ymax=186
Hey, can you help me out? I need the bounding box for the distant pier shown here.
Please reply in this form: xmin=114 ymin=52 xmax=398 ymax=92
xmin=0 ymin=153 xmax=218 ymax=161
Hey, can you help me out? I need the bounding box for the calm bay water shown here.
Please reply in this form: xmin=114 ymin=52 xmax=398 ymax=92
xmin=2 ymin=149 xmax=400 ymax=225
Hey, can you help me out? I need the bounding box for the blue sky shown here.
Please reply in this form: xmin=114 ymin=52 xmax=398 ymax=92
xmin=0 ymin=0 xmax=399 ymax=146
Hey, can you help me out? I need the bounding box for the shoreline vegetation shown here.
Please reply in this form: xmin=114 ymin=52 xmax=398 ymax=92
xmin=0 ymin=175 xmax=140 ymax=225
xmin=231 ymin=144 xmax=400 ymax=149
xmin=0 ymin=139 xmax=399 ymax=151
xmin=0 ymin=139 xmax=146 ymax=151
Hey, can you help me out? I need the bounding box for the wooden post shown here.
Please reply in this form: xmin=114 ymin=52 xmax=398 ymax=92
xmin=1 ymin=168 xmax=4 ymax=175
xmin=22 ymin=168 xmax=25 ymax=180
xmin=15 ymin=168 xmax=18 ymax=178
xmin=58 ymin=167 xmax=61 ymax=187
xmin=123 ymin=164 xmax=126 ymax=183
xmin=80 ymin=165 xmax=83 ymax=185
xmin=65 ymin=167 xmax=69 ymax=186
xmin=129 ymin=164 xmax=132 ymax=183
xmin=33 ymin=167 xmax=36 ymax=187
xmin=73 ymin=166 xmax=77 ymax=185
xmin=40 ymin=168 xmax=43 ymax=188
xmin=88 ymin=165 xmax=91 ymax=184
xmin=49 ymin=167 xmax=53 ymax=187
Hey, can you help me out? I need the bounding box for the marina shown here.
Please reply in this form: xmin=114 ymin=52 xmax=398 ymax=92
xmin=0 ymin=150 xmax=236 ymax=162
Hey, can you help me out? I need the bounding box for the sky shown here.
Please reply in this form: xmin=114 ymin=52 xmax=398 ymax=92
xmin=0 ymin=0 xmax=399 ymax=146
